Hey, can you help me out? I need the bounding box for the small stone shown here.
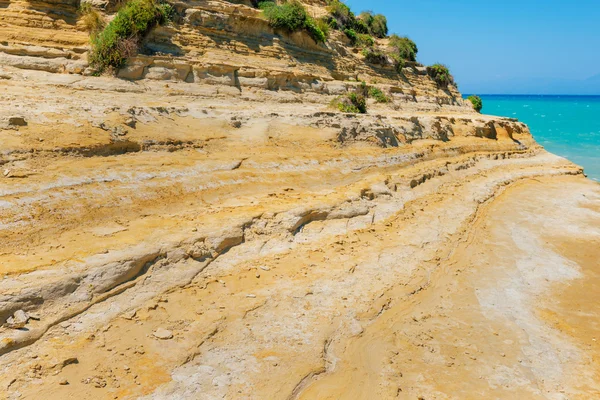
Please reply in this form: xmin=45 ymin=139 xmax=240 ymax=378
xmin=3 ymin=169 xmax=10 ymax=177
xmin=6 ymin=310 xmax=29 ymax=329
xmin=246 ymin=294 xmax=256 ymax=298
xmin=8 ymin=116 xmax=27 ymax=127
xmin=59 ymin=379 xmax=69 ymax=385
xmin=28 ymin=313 xmax=40 ymax=321
xmin=124 ymin=118 xmax=137 ymax=128
xmin=123 ymin=365 xmax=130 ymax=371
xmin=152 ymin=328 xmax=173 ymax=340
xmin=255 ymin=273 xmax=260 ymax=278
xmin=259 ymin=266 xmax=270 ymax=271
xmin=62 ymin=357 xmax=79 ymax=367
xmin=121 ymin=310 xmax=137 ymax=320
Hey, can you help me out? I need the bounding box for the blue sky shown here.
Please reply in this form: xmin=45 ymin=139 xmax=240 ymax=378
xmin=344 ymin=0 xmax=600 ymax=94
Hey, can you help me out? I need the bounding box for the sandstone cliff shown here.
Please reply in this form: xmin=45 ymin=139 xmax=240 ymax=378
xmin=1 ymin=1 xmax=599 ymax=399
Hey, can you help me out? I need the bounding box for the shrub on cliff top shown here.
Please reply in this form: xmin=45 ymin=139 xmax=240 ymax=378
xmin=327 ymin=0 xmax=355 ymax=29
xmin=427 ymin=63 xmax=454 ymax=87
xmin=89 ymin=0 xmax=173 ymax=71
xmin=468 ymin=95 xmax=483 ymax=113
xmin=357 ymin=11 xmax=388 ymax=38
xmin=260 ymin=0 xmax=326 ymax=43
xmin=389 ymin=35 xmax=418 ymax=62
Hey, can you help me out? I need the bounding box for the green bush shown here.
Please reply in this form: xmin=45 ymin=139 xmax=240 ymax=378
xmin=332 ymin=92 xmax=367 ymax=113
xmin=370 ymin=14 xmax=388 ymax=38
xmin=389 ymin=35 xmax=418 ymax=62
xmin=89 ymin=0 xmax=173 ymax=71
xmin=315 ymin=17 xmax=331 ymax=39
xmin=261 ymin=0 xmax=326 ymax=43
xmin=468 ymin=95 xmax=483 ymax=112
xmin=368 ymin=86 xmax=390 ymax=103
xmin=353 ymin=18 xmax=370 ymax=34
xmin=357 ymin=11 xmax=387 ymax=38
xmin=362 ymin=47 xmax=387 ymax=65
xmin=344 ymin=28 xmax=358 ymax=43
xmin=427 ymin=64 xmax=454 ymax=87
xmin=327 ymin=0 xmax=355 ymax=29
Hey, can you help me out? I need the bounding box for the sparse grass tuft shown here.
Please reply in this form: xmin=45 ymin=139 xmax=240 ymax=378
xmin=368 ymin=86 xmax=390 ymax=103
xmin=331 ymin=92 xmax=367 ymax=113
xmin=79 ymin=3 xmax=105 ymax=34
xmin=427 ymin=63 xmax=454 ymax=87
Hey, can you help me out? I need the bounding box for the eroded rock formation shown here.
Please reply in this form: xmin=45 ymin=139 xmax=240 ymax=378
xmin=0 ymin=1 xmax=599 ymax=399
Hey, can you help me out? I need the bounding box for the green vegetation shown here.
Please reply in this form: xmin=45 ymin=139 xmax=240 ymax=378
xmin=259 ymin=0 xmax=326 ymax=43
xmin=315 ymin=17 xmax=331 ymax=39
xmin=326 ymin=0 xmax=354 ymax=30
xmin=427 ymin=63 xmax=454 ymax=87
xmin=343 ymin=28 xmax=357 ymax=43
xmin=357 ymin=11 xmax=388 ymax=38
xmin=325 ymin=1 xmax=386 ymax=45
xmin=361 ymin=47 xmax=387 ymax=65
xmin=356 ymin=33 xmax=374 ymax=47
xmin=89 ymin=0 xmax=173 ymax=71
xmin=368 ymin=86 xmax=390 ymax=103
xmin=389 ymin=35 xmax=417 ymax=62
xmin=468 ymin=95 xmax=483 ymax=112
xmin=332 ymin=92 xmax=367 ymax=113
xmin=79 ymin=3 xmax=105 ymax=34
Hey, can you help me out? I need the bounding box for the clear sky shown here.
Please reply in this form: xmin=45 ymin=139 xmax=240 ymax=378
xmin=344 ymin=0 xmax=600 ymax=94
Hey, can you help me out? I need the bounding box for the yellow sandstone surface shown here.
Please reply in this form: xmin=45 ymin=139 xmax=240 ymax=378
xmin=0 ymin=0 xmax=599 ymax=399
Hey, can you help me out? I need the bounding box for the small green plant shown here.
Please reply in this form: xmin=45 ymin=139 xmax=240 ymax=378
xmin=79 ymin=3 xmax=105 ymax=34
xmin=356 ymin=33 xmax=374 ymax=47
xmin=344 ymin=28 xmax=358 ymax=43
xmin=89 ymin=0 xmax=173 ymax=71
xmin=468 ymin=95 xmax=483 ymax=113
xmin=332 ymin=92 xmax=367 ymax=113
xmin=389 ymin=35 xmax=418 ymax=62
xmin=427 ymin=63 xmax=454 ymax=87
xmin=315 ymin=17 xmax=331 ymax=39
xmin=368 ymin=86 xmax=390 ymax=103
xmin=260 ymin=0 xmax=326 ymax=43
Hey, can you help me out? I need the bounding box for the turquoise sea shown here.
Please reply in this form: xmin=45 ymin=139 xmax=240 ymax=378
xmin=468 ymin=95 xmax=600 ymax=182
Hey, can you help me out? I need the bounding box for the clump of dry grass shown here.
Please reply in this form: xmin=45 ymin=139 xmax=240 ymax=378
xmin=79 ymin=3 xmax=105 ymax=35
